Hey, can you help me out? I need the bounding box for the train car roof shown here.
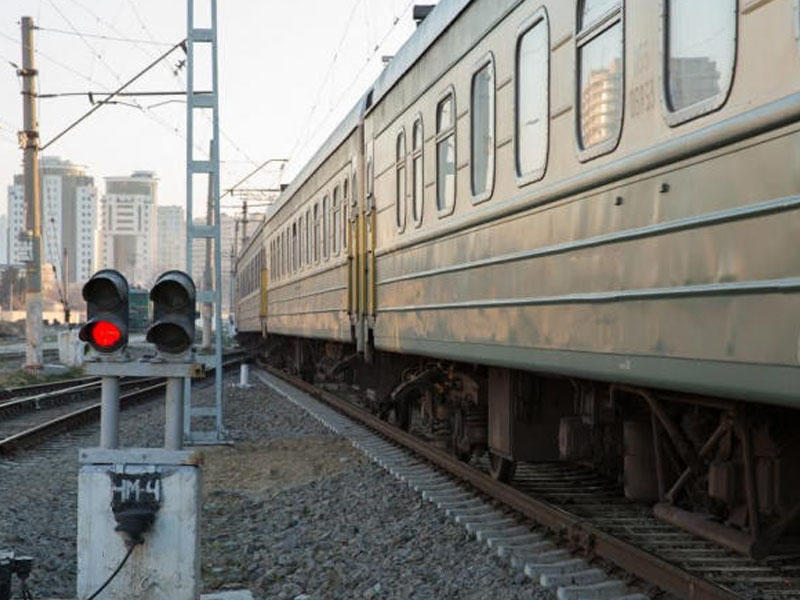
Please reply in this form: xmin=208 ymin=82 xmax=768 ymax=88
xmin=265 ymin=0 xmax=471 ymax=227
xmin=369 ymin=0 xmax=470 ymax=109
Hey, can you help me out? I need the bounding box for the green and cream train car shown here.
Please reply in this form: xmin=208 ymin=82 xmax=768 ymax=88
xmin=235 ymin=0 xmax=800 ymax=557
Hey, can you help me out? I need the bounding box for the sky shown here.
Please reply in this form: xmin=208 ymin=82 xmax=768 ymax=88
xmin=0 ymin=0 xmax=433 ymax=218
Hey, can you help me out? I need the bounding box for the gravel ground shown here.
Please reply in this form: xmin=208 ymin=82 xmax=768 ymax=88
xmin=0 ymin=373 xmax=551 ymax=599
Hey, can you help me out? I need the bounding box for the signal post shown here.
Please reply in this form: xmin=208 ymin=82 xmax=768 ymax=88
xmin=77 ymin=270 xmax=205 ymax=600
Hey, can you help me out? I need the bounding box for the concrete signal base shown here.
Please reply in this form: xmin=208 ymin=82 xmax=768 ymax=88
xmin=77 ymin=448 xmax=201 ymax=600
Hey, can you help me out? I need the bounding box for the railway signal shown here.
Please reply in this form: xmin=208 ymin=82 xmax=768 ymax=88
xmin=79 ymin=269 xmax=129 ymax=353
xmin=147 ymin=270 xmax=196 ymax=354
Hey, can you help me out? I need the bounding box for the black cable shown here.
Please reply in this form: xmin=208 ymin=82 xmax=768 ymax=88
xmin=84 ymin=543 xmax=136 ymax=600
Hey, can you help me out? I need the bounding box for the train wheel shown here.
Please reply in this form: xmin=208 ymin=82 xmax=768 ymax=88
xmin=488 ymin=452 xmax=516 ymax=482
xmin=387 ymin=399 xmax=410 ymax=431
xmin=451 ymin=409 xmax=472 ymax=461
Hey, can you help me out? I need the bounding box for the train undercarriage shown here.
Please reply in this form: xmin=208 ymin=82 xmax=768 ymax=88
xmin=242 ymin=332 xmax=800 ymax=559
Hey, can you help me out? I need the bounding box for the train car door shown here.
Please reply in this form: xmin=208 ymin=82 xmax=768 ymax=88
xmin=361 ymin=135 xmax=376 ymax=362
xmin=347 ymin=159 xmax=359 ymax=340
xmin=260 ymin=245 xmax=268 ymax=337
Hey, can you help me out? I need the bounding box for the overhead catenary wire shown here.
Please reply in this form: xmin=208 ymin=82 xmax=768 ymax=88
xmin=220 ymin=158 xmax=288 ymax=200
xmin=33 ymin=25 xmax=173 ymax=46
xmin=0 ymin=28 xmax=103 ymax=86
xmin=283 ymin=0 xmax=365 ymax=165
xmin=0 ymin=22 xmax=203 ymax=154
xmin=37 ymin=1 xmax=206 ymax=153
xmin=124 ymin=0 xmax=263 ymax=171
xmin=285 ymin=0 xmax=416 ymax=171
xmin=41 ymin=0 xmax=278 ymax=195
xmin=40 ymin=38 xmax=187 ymax=150
xmin=60 ymin=0 xmax=262 ymax=175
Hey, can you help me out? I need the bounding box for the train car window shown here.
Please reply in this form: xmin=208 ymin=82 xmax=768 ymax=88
xmin=292 ymin=222 xmax=298 ymax=273
xmin=282 ymin=230 xmax=287 ymax=277
xmin=282 ymin=230 xmax=287 ymax=278
xmin=516 ymin=10 xmax=549 ymax=184
xmin=663 ymin=0 xmax=736 ymax=125
xmin=313 ymin=203 xmax=320 ymax=263
xmin=277 ymin=237 xmax=281 ymax=280
xmin=305 ymin=208 xmax=311 ymax=265
xmin=576 ymin=0 xmax=623 ymax=160
xmin=300 ymin=211 xmax=308 ymax=267
xmin=286 ymin=229 xmax=291 ymax=276
xmin=412 ymin=117 xmax=424 ymax=225
xmin=342 ymin=178 xmax=349 ymax=250
xmin=436 ymin=91 xmax=456 ymax=215
xmin=322 ymin=195 xmax=330 ymax=260
xmin=395 ymin=129 xmax=407 ymax=231
xmin=298 ymin=215 xmax=304 ymax=267
xmin=471 ymin=55 xmax=495 ymax=202
xmin=332 ymin=186 xmax=341 ymax=255
xmin=582 ymin=0 xmax=618 ymax=24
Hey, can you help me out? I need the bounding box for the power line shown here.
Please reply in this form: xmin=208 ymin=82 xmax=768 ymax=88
xmin=33 ymin=25 xmax=172 ymax=46
xmin=43 ymin=6 xmax=200 ymax=152
xmin=59 ymin=0 xmax=261 ymax=174
xmin=284 ymin=0 xmax=365 ymax=165
xmin=47 ymin=0 xmax=126 ymax=86
xmin=14 ymin=5 xmax=202 ymax=154
xmin=37 ymin=90 xmax=207 ymax=99
xmin=40 ymin=38 xmax=186 ymax=150
xmin=287 ymin=0 xmax=415 ymax=170
xmin=0 ymin=28 xmax=103 ymax=86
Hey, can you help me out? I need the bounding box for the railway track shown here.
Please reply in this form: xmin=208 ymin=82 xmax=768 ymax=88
xmin=259 ymin=364 xmax=800 ymax=600
xmin=0 ymin=351 xmax=246 ymax=455
xmin=0 ymin=347 xmax=60 ymax=363
xmin=0 ymin=375 xmax=104 ymax=401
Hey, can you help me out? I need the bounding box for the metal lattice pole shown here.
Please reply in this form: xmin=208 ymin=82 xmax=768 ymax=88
xmin=184 ymin=0 xmax=224 ymax=443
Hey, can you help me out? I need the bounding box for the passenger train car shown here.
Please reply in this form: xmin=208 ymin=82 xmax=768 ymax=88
xmin=235 ymin=0 xmax=800 ymax=557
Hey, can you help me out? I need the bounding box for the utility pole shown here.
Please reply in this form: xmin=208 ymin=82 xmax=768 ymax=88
xmin=229 ymin=241 xmax=236 ymax=322
xmin=62 ymin=246 xmax=70 ymax=325
xmin=201 ymin=140 xmax=214 ymax=350
xmin=240 ymin=200 xmax=248 ymax=248
xmin=232 ymin=220 xmax=239 ymax=320
xmin=20 ymin=16 xmax=43 ymax=371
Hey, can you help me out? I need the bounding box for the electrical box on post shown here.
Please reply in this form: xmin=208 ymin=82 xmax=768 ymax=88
xmin=77 ymin=449 xmax=202 ymax=600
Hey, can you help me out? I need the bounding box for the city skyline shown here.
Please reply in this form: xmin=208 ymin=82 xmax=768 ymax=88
xmin=0 ymin=1 xmax=424 ymax=221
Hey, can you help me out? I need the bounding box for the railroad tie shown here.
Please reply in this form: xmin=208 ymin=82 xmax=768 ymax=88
xmin=256 ymin=370 xmax=650 ymax=600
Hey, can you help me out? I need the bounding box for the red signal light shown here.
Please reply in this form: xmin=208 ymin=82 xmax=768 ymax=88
xmin=90 ymin=320 xmax=122 ymax=349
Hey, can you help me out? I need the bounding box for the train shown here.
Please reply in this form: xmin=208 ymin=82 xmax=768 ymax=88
xmin=234 ymin=0 xmax=800 ymax=558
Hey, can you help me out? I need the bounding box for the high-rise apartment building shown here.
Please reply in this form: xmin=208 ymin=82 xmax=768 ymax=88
xmin=156 ymin=205 xmax=186 ymax=274
xmin=98 ymin=171 xmax=158 ymax=287
xmin=5 ymin=156 xmax=97 ymax=281
xmin=7 ymin=181 xmax=28 ymax=265
xmin=0 ymin=214 xmax=7 ymax=264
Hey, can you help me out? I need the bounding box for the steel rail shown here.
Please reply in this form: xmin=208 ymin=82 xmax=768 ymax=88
xmin=0 ymin=382 xmax=166 ymax=455
xmin=0 ymin=375 xmax=101 ymax=401
xmin=0 ymin=354 xmax=246 ymax=455
xmin=263 ymin=364 xmax=743 ymax=600
xmin=0 ymin=376 xmax=161 ymax=421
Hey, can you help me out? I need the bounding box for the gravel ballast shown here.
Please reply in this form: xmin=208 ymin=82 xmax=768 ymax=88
xmin=0 ymin=373 xmax=550 ymax=599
